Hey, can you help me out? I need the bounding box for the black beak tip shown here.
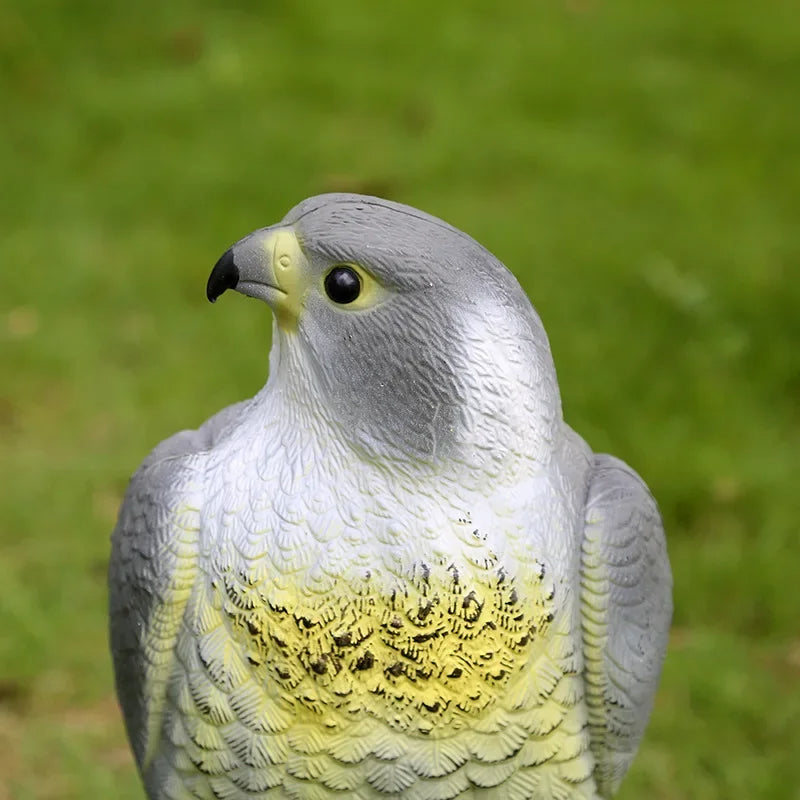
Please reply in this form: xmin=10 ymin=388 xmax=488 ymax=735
xmin=206 ymin=248 xmax=240 ymax=303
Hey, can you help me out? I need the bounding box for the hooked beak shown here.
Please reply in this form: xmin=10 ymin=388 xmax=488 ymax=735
xmin=206 ymin=248 xmax=239 ymax=303
xmin=206 ymin=227 xmax=306 ymax=331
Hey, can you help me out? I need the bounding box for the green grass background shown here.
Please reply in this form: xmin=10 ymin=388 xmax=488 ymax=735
xmin=1 ymin=1 xmax=798 ymax=798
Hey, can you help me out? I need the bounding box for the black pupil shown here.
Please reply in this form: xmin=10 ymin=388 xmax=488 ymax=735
xmin=325 ymin=267 xmax=361 ymax=304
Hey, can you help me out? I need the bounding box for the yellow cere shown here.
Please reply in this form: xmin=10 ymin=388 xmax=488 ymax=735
xmin=268 ymin=229 xmax=307 ymax=332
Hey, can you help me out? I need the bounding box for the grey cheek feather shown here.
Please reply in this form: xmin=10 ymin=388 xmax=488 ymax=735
xmin=288 ymin=195 xmax=561 ymax=467
xmin=299 ymin=292 xmax=468 ymax=463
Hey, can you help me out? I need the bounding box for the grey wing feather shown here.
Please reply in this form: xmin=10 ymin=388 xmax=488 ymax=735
xmin=108 ymin=401 xmax=247 ymax=770
xmin=580 ymin=453 xmax=672 ymax=798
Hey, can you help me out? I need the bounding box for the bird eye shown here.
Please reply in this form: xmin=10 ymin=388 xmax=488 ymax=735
xmin=324 ymin=266 xmax=361 ymax=304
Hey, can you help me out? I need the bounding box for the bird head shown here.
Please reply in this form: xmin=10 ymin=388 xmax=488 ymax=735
xmin=207 ymin=194 xmax=560 ymax=469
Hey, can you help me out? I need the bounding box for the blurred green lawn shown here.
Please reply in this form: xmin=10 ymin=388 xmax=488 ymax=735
xmin=1 ymin=1 xmax=798 ymax=798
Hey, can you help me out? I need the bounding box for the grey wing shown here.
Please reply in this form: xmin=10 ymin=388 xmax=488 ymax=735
xmin=108 ymin=432 xmax=204 ymax=774
xmin=580 ymin=454 xmax=672 ymax=798
xmin=108 ymin=402 xmax=245 ymax=772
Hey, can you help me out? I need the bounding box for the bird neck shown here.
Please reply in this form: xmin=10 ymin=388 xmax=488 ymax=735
xmin=252 ymin=323 xmax=563 ymax=491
